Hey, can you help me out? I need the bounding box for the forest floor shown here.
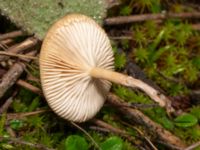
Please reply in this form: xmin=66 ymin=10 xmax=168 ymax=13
xmin=0 ymin=0 xmax=200 ymax=150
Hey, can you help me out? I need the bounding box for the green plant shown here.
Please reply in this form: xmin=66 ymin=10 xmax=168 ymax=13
xmin=190 ymin=106 xmax=200 ymax=121
xmin=100 ymin=136 xmax=123 ymax=150
xmin=112 ymin=43 xmax=127 ymax=69
xmin=131 ymin=0 xmax=161 ymax=13
xmin=120 ymin=6 xmax=132 ymax=16
xmin=63 ymin=135 xmax=124 ymax=150
xmin=174 ymin=113 xmax=198 ymax=128
xmin=144 ymin=107 xmax=174 ymax=130
xmin=64 ymin=135 xmax=89 ymax=150
xmin=113 ymin=85 xmax=152 ymax=104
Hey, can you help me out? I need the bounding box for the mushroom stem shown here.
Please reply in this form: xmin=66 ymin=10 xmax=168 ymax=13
xmin=90 ymin=67 xmax=174 ymax=112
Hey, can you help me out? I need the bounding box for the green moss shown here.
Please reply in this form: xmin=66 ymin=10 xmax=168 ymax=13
xmin=113 ymin=85 xmax=152 ymax=104
xmin=0 ymin=0 xmax=107 ymax=39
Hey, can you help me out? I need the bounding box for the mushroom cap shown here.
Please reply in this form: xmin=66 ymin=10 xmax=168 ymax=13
xmin=40 ymin=14 xmax=114 ymax=122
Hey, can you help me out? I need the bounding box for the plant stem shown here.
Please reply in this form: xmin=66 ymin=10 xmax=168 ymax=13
xmin=90 ymin=67 xmax=174 ymax=113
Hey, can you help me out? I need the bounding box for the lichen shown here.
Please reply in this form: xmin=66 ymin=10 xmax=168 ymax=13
xmin=0 ymin=0 xmax=107 ymax=39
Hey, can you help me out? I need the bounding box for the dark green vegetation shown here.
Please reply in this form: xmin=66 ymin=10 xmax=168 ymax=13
xmin=0 ymin=0 xmax=200 ymax=149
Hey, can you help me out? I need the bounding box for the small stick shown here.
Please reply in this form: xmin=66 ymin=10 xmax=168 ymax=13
xmin=120 ymin=121 xmax=158 ymax=150
xmin=134 ymin=127 xmax=158 ymax=150
xmin=70 ymin=122 xmax=100 ymax=150
xmin=0 ymin=97 xmax=13 ymax=113
xmin=89 ymin=126 xmax=142 ymax=148
xmin=16 ymin=80 xmax=42 ymax=96
xmin=0 ymin=41 xmax=9 ymax=50
xmin=0 ymin=30 xmax=24 ymax=41
xmin=16 ymin=79 xmax=42 ymax=95
xmin=0 ymin=37 xmax=38 ymax=61
xmin=109 ymin=36 xmax=132 ymax=40
xmin=107 ymin=93 xmax=186 ymax=149
xmin=105 ymin=0 xmax=121 ymax=9
xmin=92 ymin=119 xmax=127 ymax=135
xmin=0 ymin=91 xmax=18 ymax=113
xmin=0 ymin=62 xmax=25 ymax=99
xmin=91 ymin=119 xmax=135 ymax=143
xmin=20 ymin=50 xmax=38 ymax=62
xmin=27 ymin=75 xmax=41 ymax=83
xmin=104 ymin=12 xmax=200 ymax=25
xmin=6 ymin=109 xmax=49 ymax=120
xmin=6 ymin=126 xmax=16 ymax=137
xmin=191 ymin=23 xmax=200 ymax=30
xmin=157 ymin=70 xmax=181 ymax=84
xmin=116 ymin=101 xmax=159 ymax=109
xmin=89 ymin=126 xmax=111 ymax=133
xmin=0 ymin=136 xmax=55 ymax=150
xmin=0 ymin=39 xmax=14 ymax=45
xmin=184 ymin=141 xmax=200 ymax=150
xmin=0 ymin=39 xmax=14 ymax=52
xmin=0 ymin=50 xmax=37 ymax=99
xmin=0 ymin=51 xmax=38 ymax=60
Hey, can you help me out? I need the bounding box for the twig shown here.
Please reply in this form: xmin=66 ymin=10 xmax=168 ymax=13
xmin=0 ymin=37 xmax=38 ymax=61
xmin=0 ymin=136 xmax=55 ymax=150
xmin=105 ymin=0 xmax=121 ymax=9
xmin=107 ymin=93 xmax=187 ymax=149
xmin=191 ymin=23 xmax=200 ymax=30
xmin=0 ymin=62 xmax=25 ymax=99
xmin=20 ymin=50 xmax=38 ymax=62
xmin=89 ymin=126 xmax=111 ymax=133
xmin=92 ymin=119 xmax=127 ymax=135
xmin=1 ymin=39 xmax=14 ymax=45
xmin=27 ymin=75 xmax=41 ymax=83
xmin=157 ymin=141 xmax=183 ymax=150
xmin=0 ymin=91 xmax=18 ymax=113
xmin=0 ymin=50 xmax=37 ymax=99
xmin=190 ymin=89 xmax=200 ymax=105
xmin=0 ymin=30 xmax=24 ymax=41
xmin=5 ymin=109 xmax=49 ymax=120
xmin=117 ymin=102 xmax=159 ymax=109
xmin=134 ymin=127 xmax=158 ymax=150
xmin=70 ymin=122 xmax=101 ymax=150
xmin=0 ymin=97 xmax=13 ymax=113
xmin=0 ymin=51 xmax=38 ymax=60
xmin=0 ymin=40 xmax=9 ymax=50
xmin=89 ymin=125 xmax=144 ymax=149
xmin=120 ymin=121 xmax=158 ymax=150
xmin=104 ymin=12 xmax=200 ymax=25
xmin=16 ymin=79 xmax=43 ymax=95
xmin=6 ymin=126 xmax=16 ymax=137
xmin=91 ymin=119 xmax=135 ymax=143
xmin=157 ymin=70 xmax=182 ymax=84
xmin=184 ymin=141 xmax=200 ymax=150
xmin=109 ymin=36 xmax=132 ymax=40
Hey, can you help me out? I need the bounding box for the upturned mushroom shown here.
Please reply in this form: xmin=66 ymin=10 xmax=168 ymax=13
xmin=40 ymin=14 xmax=172 ymax=122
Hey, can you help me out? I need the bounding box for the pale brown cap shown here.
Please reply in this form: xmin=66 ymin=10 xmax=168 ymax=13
xmin=40 ymin=14 xmax=114 ymax=122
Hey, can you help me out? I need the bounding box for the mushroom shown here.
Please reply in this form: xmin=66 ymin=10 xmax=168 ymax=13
xmin=40 ymin=13 xmax=172 ymax=122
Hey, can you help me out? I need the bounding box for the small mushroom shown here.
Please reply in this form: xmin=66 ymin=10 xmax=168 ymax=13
xmin=40 ymin=14 xmax=171 ymax=122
